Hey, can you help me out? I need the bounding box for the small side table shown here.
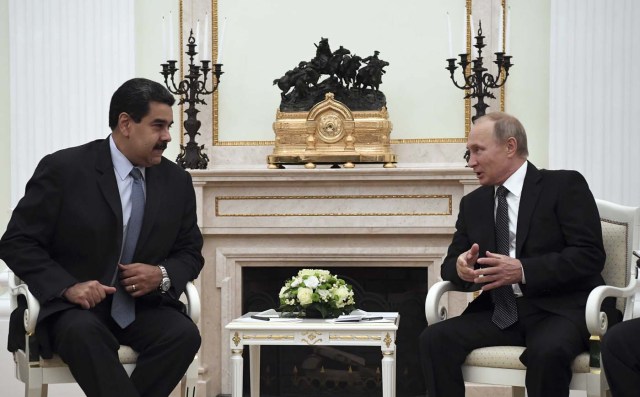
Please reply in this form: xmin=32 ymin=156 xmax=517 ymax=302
xmin=225 ymin=313 xmax=399 ymax=397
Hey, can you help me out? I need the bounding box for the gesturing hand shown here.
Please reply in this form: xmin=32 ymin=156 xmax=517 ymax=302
xmin=456 ymin=243 xmax=480 ymax=282
xmin=474 ymin=251 xmax=523 ymax=291
xmin=63 ymin=281 xmax=116 ymax=309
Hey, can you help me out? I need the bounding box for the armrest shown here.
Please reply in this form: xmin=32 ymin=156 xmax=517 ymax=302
xmin=7 ymin=270 xmax=40 ymax=335
xmin=9 ymin=270 xmax=201 ymax=331
xmin=585 ymin=278 xmax=637 ymax=337
xmin=425 ymin=280 xmax=466 ymax=325
xmin=184 ymin=281 xmax=200 ymax=325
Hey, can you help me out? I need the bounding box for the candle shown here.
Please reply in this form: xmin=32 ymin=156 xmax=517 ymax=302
xmin=202 ymin=13 xmax=209 ymax=61
xmin=505 ymin=6 xmax=511 ymax=54
xmin=446 ymin=12 xmax=453 ymax=58
xmin=462 ymin=6 xmax=467 ymax=54
xmin=496 ymin=5 xmax=504 ymax=52
xmin=162 ymin=16 xmax=166 ymax=61
xmin=169 ymin=11 xmax=174 ymax=60
xmin=195 ymin=20 xmax=200 ymax=61
xmin=470 ymin=14 xmax=476 ymax=57
xmin=470 ymin=14 xmax=475 ymax=40
xmin=217 ymin=17 xmax=227 ymax=64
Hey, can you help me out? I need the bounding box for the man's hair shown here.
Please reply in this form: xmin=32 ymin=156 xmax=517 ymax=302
xmin=477 ymin=112 xmax=529 ymax=157
xmin=108 ymin=78 xmax=175 ymax=130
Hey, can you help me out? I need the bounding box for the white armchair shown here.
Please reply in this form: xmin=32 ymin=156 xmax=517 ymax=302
xmin=425 ymin=198 xmax=640 ymax=397
xmin=8 ymin=272 xmax=201 ymax=397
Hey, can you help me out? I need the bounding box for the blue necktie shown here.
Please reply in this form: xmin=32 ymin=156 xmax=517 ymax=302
xmin=111 ymin=168 xmax=144 ymax=328
xmin=491 ymin=185 xmax=518 ymax=329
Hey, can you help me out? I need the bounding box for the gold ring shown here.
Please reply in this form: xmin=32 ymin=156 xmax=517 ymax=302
xmin=132 ymin=284 xmax=136 ymax=292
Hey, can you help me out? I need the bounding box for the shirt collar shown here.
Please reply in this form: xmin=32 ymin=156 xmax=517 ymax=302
xmin=496 ymin=160 xmax=528 ymax=198
xmin=109 ymin=135 xmax=146 ymax=181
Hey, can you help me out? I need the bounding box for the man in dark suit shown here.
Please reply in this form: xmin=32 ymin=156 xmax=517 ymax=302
xmin=601 ymin=303 xmax=640 ymax=396
xmin=419 ymin=112 xmax=608 ymax=397
xmin=0 ymin=78 xmax=204 ymax=397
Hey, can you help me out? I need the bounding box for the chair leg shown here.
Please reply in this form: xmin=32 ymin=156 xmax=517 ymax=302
xmin=25 ymin=383 xmax=47 ymax=397
xmin=181 ymin=355 xmax=199 ymax=397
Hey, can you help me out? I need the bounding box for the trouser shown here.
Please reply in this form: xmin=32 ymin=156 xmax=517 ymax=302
xmin=47 ymin=297 xmax=201 ymax=397
xmin=419 ymin=298 xmax=586 ymax=397
xmin=601 ymin=317 xmax=640 ymax=397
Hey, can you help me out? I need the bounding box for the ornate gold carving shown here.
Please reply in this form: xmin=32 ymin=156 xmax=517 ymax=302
xmin=242 ymin=334 xmax=295 ymax=341
xmin=384 ymin=333 xmax=393 ymax=348
xmin=329 ymin=335 xmax=382 ymax=341
xmin=301 ymin=331 xmax=323 ymax=345
xmin=317 ymin=112 xmax=345 ymax=143
xmin=232 ymin=331 xmax=241 ymax=346
xmin=215 ymin=194 xmax=453 ymax=217
xmin=268 ymin=93 xmax=395 ymax=168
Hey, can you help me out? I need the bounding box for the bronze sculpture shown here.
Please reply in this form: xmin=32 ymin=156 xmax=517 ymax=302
xmin=274 ymin=38 xmax=389 ymax=112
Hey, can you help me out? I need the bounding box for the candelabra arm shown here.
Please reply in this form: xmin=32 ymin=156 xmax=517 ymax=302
xmin=449 ymin=74 xmax=472 ymax=91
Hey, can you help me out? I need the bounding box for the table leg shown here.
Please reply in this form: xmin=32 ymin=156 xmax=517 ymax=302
xmin=249 ymin=345 xmax=261 ymax=397
xmin=381 ymin=351 xmax=396 ymax=397
xmin=231 ymin=348 xmax=243 ymax=397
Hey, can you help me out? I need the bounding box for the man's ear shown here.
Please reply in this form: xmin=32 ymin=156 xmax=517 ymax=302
xmin=117 ymin=112 xmax=132 ymax=136
xmin=506 ymin=137 xmax=518 ymax=157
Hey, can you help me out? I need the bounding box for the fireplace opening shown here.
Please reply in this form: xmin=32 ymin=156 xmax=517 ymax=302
xmin=242 ymin=267 xmax=428 ymax=397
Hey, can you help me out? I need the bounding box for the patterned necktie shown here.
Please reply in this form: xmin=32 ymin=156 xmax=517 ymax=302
xmin=111 ymin=168 xmax=145 ymax=328
xmin=491 ymin=185 xmax=518 ymax=329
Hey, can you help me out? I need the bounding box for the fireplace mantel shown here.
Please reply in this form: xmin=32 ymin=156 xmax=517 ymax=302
xmin=189 ymin=164 xmax=478 ymax=396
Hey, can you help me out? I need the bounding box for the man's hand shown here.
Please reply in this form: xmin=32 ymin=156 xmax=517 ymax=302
xmin=117 ymin=263 xmax=162 ymax=297
xmin=63 ymin=281 xmax=116 ymax=309
xmin=456 ymin=243 xmax=480 ymax=282
xmin=474 ymin=251 xmax=523 ymax=291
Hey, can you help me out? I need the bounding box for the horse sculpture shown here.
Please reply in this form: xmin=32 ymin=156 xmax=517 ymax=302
xmin=273 ymin=62 xmax=320 ymax=100
xmin=355 ymin=58 xmax=389 ymax=91
xmin=320 ymin=46 xmax=351 ymax=79
xmin=338 ymin=54 xmax=362 ymax=89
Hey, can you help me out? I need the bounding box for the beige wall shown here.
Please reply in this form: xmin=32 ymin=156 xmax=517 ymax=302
xmin=506 ymin=0 xmax=550 ymax=167
xmin=135 ymin=0 xmax=181 ymax=163
xmin=0 ymin=0 xmax=551 ymax=233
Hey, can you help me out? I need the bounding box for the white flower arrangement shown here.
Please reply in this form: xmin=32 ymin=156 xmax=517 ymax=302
xmin=278 ymin=269 xmax=356 ymax=318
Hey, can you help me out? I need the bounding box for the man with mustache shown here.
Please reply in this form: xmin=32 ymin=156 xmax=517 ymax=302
xmin=0 ymin=78 xmax=204 ymax=397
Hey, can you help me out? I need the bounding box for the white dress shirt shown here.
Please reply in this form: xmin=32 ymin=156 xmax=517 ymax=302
xmin=494 ymin=161 xmax=528 ymax=296
xmin=109 ymin=135 xmax=146 ymax=230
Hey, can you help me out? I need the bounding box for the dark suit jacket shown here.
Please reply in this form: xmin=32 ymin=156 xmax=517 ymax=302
xmin=1 ymin=137 xmax=204 ymax=354
xmin=441 ymin=162 xmax=613 ymax=337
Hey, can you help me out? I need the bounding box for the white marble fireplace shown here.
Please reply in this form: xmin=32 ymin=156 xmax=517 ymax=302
xmin=189 ymin=164 xmax=478 ymax=396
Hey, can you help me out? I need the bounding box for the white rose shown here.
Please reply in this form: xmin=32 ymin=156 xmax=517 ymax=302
xmin=304 ymin=275 xmax=320 ymax=289
xmin=291 ymin=277 xmax=302 ymax=287
xmin=278 ymin=286 xmax=288 ymax=298
xmin=334 ymin=286 xmax=350 ymax=308
xmin=297 ymin=287 xmax=314 ymax=306
xmin=318 ymin=289 xmax=330 ymax=301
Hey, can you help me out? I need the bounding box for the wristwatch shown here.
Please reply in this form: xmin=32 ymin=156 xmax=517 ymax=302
xmin=158 ymin=265 xmax=171 ymax=292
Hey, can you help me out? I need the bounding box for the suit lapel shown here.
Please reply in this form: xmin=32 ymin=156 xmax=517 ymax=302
xmin=516 ymin=162 xmax=542 ymax=257
xmin=478 ymin=186 xmax=497 ymax=253
xmin=135 ymin=165 xmax=163 ymax=253
xmin=96 ymin=137 xmax=123 ymax=233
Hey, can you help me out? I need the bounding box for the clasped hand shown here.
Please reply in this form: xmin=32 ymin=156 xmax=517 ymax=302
xmin=456 ymin=243 xmax=523 ymax=291
xmin=63 ymin=263 xmax=162 ymax=309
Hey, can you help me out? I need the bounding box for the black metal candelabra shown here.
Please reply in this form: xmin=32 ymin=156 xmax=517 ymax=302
xmin=161 ymin=29 xmax=223 ymax=169
xmin=446 ymin=20 xmax=513 ymax=122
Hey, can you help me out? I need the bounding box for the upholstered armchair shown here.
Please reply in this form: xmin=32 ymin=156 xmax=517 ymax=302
xmin=9 ymin=272 xmax=201 ymax=397
xmin=425 ymin=198 xmax=640 ymax=397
